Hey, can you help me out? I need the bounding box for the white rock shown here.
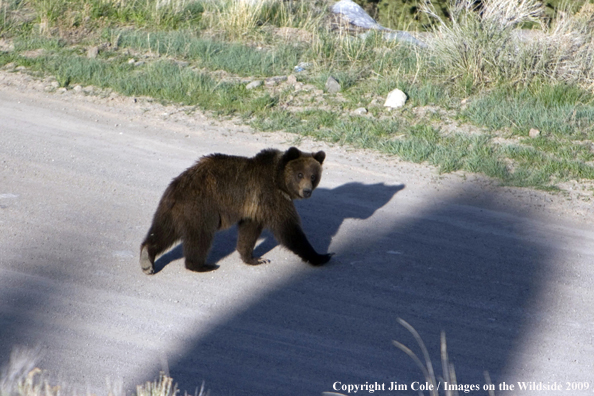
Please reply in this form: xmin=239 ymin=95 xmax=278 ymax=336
xmin=246 ymin=80 xmax=263 ymax=90
xmin=384 ymin=89 xmax=407 ymax=109
xmin=87 ymin=46 xmax=99 ymax=59
xmin=529 ymin=128 xmax=540 ymax=138
xmin=353 ymin=107 xmax=368 ymax=115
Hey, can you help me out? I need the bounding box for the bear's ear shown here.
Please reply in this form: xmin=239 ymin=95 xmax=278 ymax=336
xmin=283 ymin=147 xmax=302 ymax=162
xmin=313 ymin=151 xmax=326 ymax=165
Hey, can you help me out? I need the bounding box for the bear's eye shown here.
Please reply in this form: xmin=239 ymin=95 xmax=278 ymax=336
xmin=298 ymin=173 xmax=304 ymax=179
xmin=311 ymin=175 xmax=316 ymax=182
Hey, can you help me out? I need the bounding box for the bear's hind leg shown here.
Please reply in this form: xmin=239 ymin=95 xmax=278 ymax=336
xmin=139 ymin=246 xmax=154 ymax=275
xmin=183 ymin=223 xmax=218 ymax=272
xmin=140 ymin=218 xmax=178 ymax=275
xmin=237 ymin=219 xmax=269 ymax=265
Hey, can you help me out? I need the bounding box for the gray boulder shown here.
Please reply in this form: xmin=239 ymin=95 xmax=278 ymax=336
xmin=325 ymin=76 xmax=341 ymax=93
xmin=331 ymin=0 xmax=427 ymax=48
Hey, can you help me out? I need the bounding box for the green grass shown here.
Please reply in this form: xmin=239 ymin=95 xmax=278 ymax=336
xmin=462 ymin=84 xmax=594 ymax=139
xmin=113 ymin=30 xmax=304 ymax=77
xmin=27 ymin=0 xmax=205 ymax=33
xmin=6 ymin=48 xmax=277 ymax=115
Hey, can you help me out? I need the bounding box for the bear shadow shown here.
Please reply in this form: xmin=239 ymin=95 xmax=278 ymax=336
xmin=152 ymin=182 xmax=404 ymax=273
xmin=255 ymin=182 xmax=405 ymax=259
xmin=145 ymin=182 xmax=554 ymax=396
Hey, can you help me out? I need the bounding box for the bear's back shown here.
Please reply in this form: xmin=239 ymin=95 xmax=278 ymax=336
xmin=165 ymin=151 xmax=283 ymax=222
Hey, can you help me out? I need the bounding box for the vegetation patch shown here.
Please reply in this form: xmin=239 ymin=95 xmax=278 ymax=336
xmin=1 ymin=0 xmax=594 ymax=195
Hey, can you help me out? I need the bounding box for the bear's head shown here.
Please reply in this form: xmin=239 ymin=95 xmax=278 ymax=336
xmin=281 ymin=147 xmax=325 ymax=200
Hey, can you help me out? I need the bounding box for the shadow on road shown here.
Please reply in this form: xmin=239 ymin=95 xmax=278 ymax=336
xmin=0 ymin=232 xmax=89 ymax=369
xmin=142 ymin=182 xmax=551 ymax=396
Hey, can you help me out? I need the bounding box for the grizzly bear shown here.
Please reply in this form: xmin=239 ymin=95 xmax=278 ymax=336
xmin=139 ymin=147 xmax=333 ymax=274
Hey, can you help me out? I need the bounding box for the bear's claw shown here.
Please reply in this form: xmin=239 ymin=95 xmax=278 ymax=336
xmin=243 ymin=257 xmax=271 ymax=265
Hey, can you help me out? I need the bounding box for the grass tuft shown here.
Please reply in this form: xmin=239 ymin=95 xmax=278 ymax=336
xmin=0 ymin=347 xmax=208 ymax=396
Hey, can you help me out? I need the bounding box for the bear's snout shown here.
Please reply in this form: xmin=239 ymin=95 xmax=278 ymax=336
xmin=302 ymin=188 xmax=312 ymax=198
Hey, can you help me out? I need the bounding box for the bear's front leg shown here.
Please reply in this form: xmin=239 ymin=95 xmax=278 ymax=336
xmin=237 ymin=219 xmax=270 ymax=265
xmin=273 ymin=222 xmax=333 ymax=266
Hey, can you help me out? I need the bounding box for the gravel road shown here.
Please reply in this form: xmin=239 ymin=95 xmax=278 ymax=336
xmin=1 ymin=70 xmax=593 ymax=396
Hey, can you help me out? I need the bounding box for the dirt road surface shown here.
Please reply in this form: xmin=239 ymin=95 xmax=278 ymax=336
xmin=1 ymin=70 xmax=593 ymax=396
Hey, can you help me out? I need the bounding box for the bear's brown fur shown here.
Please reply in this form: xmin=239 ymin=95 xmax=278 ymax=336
xmin=140 ymin=147 xmax=333 ymax=274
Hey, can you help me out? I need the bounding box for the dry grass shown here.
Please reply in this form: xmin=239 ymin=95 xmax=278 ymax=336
xmin=422 ymin=0 xmax=594 ymax=89
xmin=322 ymin=318 xmax=496 ymax=396
xmin=199 ymin=0 xmax=324 ymax=41
xmin=0 ymin=348 xmax=208 ymax=396
xmin=421 ymin=0 xmax=544 ymax=85
xmin=539 ymin=3 xmax=594 ymax=88
xmin=201 ymin=0 xmax=272 ymax=40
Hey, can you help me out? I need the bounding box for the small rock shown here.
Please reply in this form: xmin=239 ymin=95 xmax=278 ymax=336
xmin=314 ymin=89 xmax=324 ymax=96
xmin=294 ymin=82 xmax=304 ymax=91
xmin=134 ymin=61 xmax=145 ymax=67
xmin=325 ymin=76 xmax=341 ymax=93
xmin=127 ymin=58 xmax=135 ymax=64
xmin=246 ymin=80 xmax=263 ymax=90
xmin=176 ymin=61 xmax=189 ymax=68
xmin=2 ymin=62 xmax=15 ymax=70
xmin=57 ymin=88 xmax=67 ymax=94
xmin=287 ymin=75 xmax=297 ymax=85
xmin=461 ymin=98 xmax=469 ymax=105
xmin=15 ymin=66 xmax=26 ymax=72
xmin=529 ymin=128 xmax=541 ymax=138
xmin=353 ymin=107 xmax=368 ymax=115
xmin=50 ymin=81 xmax=60 ymax=89
xmin=73 ymin=85 xmax=83 ymax=93
xmin=87 ymin=46 xmax=99 ymax=59
xmin=265 ymin=76 xmax=288 ymax=86
xmin=384 ymin=88 xmax=407 ymax=109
